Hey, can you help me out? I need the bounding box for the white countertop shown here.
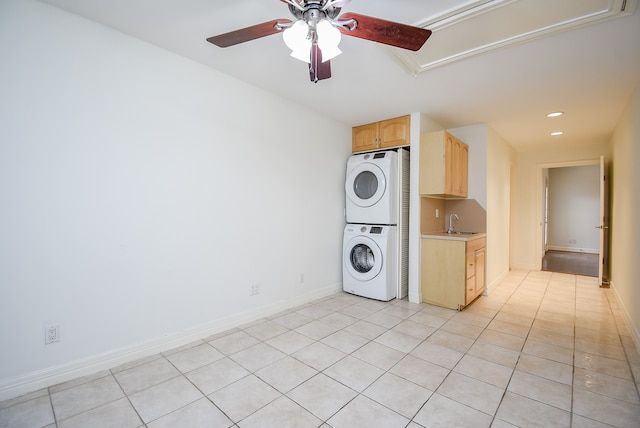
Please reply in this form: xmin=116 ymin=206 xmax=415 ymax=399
xmin=421 ymin=232 xmax=486 ymax=241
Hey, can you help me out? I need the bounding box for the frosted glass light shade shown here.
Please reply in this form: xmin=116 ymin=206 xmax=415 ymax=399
xmin=316 ymin=20 xmax=342 ymax=62
xmin=283 ymin=20 xmax=311 ymax=62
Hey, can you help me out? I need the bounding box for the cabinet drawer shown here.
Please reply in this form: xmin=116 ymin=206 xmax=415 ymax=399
xmin=466 ymin=277 xmax=476 ymax=304
xmin=466 ymin=238 xmax=486 ymax=253
xmin=466 ymin=252 xmax=475 ymax=278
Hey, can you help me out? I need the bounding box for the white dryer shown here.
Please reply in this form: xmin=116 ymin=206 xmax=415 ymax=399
xmin=345 ymin=150 xmax=398 ymax=225
xmin=343 ymin=224 xmax=397 ymax=301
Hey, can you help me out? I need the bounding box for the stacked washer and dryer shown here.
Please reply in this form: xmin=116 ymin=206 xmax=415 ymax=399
xmin=342 ymin=148 xmax=410 ymax=301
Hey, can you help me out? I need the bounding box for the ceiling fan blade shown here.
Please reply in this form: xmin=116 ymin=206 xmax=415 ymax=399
xmin=207 ymin=19 xmax=292 ymax=47
xmin=337 ymin=12 xmax=431 ymax=51
xmin=324 ymin=0 xmax=351 ymax=8
xmin=280 ymin=0 xmax=305 ymax=11
xmin=309 ymin=45 xmax=331 ymax=82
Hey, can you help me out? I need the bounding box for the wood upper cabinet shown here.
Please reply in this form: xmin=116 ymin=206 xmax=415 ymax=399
xmin=352 ymin=115 xmax=410 ymax=153
xmin=421 ymin=236 xmax=486 ymax=310
xmin=420 ymin=130 xmax=469 ymax=197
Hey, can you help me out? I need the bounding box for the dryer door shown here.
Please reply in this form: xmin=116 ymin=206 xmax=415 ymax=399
xmin=344 ymin=236 xmax=383 ymax=281
xmin=345 ymin=163 xmax=387 ymax=208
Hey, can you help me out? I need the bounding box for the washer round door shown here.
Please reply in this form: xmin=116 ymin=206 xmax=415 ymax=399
xmin=345 ymin=163 xmax=387 ymax=208
xmin=344 ymin=236 xmax=383 ymax=281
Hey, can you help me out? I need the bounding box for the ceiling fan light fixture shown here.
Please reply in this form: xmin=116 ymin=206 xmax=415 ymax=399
xmin=316 ymin=19 xmax=342 ymax=61
xmin=283 ymin=20 xmax=311 ymax=61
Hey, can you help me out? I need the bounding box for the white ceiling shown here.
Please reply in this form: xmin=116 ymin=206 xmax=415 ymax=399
xmin=39 ymin=0 xmax=640 ymax=151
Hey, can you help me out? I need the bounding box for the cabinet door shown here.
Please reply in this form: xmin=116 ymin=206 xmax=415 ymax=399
xmin=474 ymin=248 xmax=486 ymax=297
xmin=448 ymin=135 xmax=469 ymax=197
xmin=420 ymin=130 xmax=468 ymax=198
xmin=352 ymin=123 xmax=379 ymax=152
xmin=421 ymin=238 xmax=466 ymax=309
xmin=378 ymin=116 xmax=410 ymax=148
xmin=458 ymin=142 xmax=469 ymax=197
xmin=444 ymin=133 xmax=456 ymax=195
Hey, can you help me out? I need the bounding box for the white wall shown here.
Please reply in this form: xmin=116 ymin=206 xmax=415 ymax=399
xmin=610 ymin=82 xmax=640 ymax=347
xmin=547 ymin=165 xmax=600 ymax=252
xmin=0 ymin=1 xmax=350 ymax=399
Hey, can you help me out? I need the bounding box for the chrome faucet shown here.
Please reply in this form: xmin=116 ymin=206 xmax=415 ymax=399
xmin=448 ymin=213 xmax=459 ymax=234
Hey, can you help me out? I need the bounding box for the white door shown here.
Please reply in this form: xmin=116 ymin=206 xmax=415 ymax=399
xmin=597 ymin=155 xmax=610 ymax=286
xmin=544 ymin=176 xmax=549 ymax=253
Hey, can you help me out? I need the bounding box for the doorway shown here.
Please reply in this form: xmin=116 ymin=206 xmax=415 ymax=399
xmin=537 ymin=159 xmax=607 ymax=281
xmin=542 ymin=250 xmax=599 ymax=276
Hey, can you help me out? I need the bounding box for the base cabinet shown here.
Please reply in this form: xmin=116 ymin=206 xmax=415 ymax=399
xmin=421 ymin=237 xmax=486 ymax=310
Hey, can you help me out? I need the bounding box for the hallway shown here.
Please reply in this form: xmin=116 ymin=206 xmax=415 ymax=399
xmin=542 ymin=250 xmax=599 ymax=277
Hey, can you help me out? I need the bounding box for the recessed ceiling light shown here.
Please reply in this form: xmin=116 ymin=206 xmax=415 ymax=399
xmin=551 ymin=131 xmax=564 ymax=136
xmin=547 ymin=111 xmax=564 ymax=118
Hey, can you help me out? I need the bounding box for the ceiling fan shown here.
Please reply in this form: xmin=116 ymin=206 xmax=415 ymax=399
xmin=206 ymin=0 xmax=432 ymax=83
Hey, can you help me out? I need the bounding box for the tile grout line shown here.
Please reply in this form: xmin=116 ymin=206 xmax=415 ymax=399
xmin=486 ymin=271 xmax=546 ymax=426
xmin=604 ymin=282 xmax=640 ymax=406
xmin=3 ymin=272 xmax=639 ymax=427
xmin=109 ymin=367 xmax=147 ymax=427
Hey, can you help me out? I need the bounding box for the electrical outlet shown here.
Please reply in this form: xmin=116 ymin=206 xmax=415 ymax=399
xmin=45 ymin=324 xmax=60 ymax=344
xmin=435 ymin=208 xmax=440 ymax=218
xmin=250 ymin=283 xmax=260 ymax=296
xmin=299 ymin=273 xmax=304 ymax=283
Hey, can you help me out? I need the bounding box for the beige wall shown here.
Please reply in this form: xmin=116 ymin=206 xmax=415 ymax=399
xmin=442 ymin=124 xmax=514 ymax=290
xmin=511 ymin=144 xmax=610 ymax=270
xmin=487 ymin=127 xmax=516 ymax=287
xmin=610 ymin=83 xmax=640 ymax=345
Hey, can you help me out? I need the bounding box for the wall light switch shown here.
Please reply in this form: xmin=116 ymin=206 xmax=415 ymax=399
xmin=435 ymin=209 xmax=439 ymax=218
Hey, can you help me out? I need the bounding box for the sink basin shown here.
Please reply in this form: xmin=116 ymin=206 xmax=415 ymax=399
xmin=448 ymin=231 xmax=477 ymax=235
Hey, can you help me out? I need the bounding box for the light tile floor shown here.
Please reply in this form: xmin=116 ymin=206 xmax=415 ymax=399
xmin=2 ymin=270 xmax=640 ymax=427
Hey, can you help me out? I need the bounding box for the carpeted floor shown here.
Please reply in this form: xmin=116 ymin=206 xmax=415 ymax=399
xmin=541 ymin=250 xmax=599 ymax=277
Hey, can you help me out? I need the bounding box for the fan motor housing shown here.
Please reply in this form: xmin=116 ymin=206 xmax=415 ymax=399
xmin=288 ymin=0 xmax=341 ymax=20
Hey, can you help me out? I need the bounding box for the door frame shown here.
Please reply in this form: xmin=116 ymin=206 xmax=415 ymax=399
xmin=598 ymin=155 xmax=610 ymax=286
xmin=535 ymin=159 xmax=600 ymax=271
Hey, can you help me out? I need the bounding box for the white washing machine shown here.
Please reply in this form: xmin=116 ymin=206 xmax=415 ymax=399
xmin=343 ymin=224 xmax=397 ymax=301
xmin=345 ymin=150 xmax=398 ymax=225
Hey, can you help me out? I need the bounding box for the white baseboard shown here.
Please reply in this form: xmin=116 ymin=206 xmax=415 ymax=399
xmin=609 ymin=280 xmax=640 ymax=355
xmin=512 ymin=262 xmax=540 ymax=271
xmin=546 ymin=246 xmax=598 ymax=254
xmin=0 ymin=283 xmax=343 ymax=402
xmin=408 ymin=292 xmax=421 ymax=304
xmin=486 ymin=269 xmax=509 ymax=294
